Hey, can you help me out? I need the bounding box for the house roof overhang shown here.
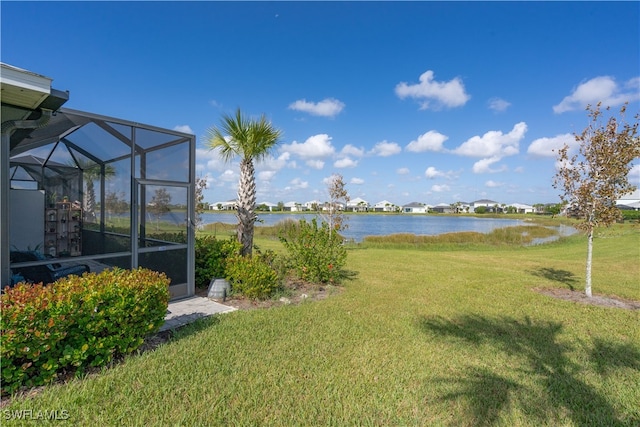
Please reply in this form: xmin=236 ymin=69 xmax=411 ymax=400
xmin=1 ymin=63 xmax=70 ymax=147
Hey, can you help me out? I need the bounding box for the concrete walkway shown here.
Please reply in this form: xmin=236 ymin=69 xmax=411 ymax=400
xmin=160 ymin=297 xmax=237 ymax=332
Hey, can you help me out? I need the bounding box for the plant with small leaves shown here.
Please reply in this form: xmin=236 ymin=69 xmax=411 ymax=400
xmin=554 ymin=102 xmax=639 ymax=297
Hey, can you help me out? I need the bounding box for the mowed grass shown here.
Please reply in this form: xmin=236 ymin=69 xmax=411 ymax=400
xmin=2 ymin=225 xmax=639 ymax=426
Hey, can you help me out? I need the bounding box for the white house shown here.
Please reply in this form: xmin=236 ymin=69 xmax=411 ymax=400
xmin=616 ymin=189 xmax=640 ymax=210
xmin=210 ymin=200 xmax=237 ymax=211
xmin=257 ymin=201 xmax=278 ymax=211
xmin=304 ymin=200 xmax=323 ymax=211
xmin=507 ymin=203 xmax=535 ymax=214
xmin=471 ymin=199 xmax=501 ymax=212
xmin=347 ymin=197 xmax=369 ymax=212
xmin=373 ymin=200 xmax=397 ymax=212
xmin=283 ymin=201 xmax=302 ymax=212
xmin=403 ymin=202 xmax=427 ymax=214
xmin=431 ymin=203 xmax=455 ymax=214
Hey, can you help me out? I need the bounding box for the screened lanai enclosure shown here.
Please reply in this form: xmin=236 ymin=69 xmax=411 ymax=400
xmin=2 ymin=64 xmax=196 ymax=299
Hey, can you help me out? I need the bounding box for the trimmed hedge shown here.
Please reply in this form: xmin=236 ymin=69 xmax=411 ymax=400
xmin=0 ymin=268 xmax=170 ymax=395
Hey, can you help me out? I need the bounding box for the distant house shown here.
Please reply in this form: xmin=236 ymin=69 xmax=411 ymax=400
xmin=257 ymin=201 xmax=277 ymax=212
xmin=471 ymin=199 xmax=500 ymax=213
xmin=210 ymin=200 xmax=237 ymax=211
xmin=347 ymin=197 xmax=369 ymax=212
xmin=304 ymin=200 xmax=323 ymax=211
xmin=431 ymin=203 xmax=455 ymax=214
xmin=403 ymin=202 xmax=427 ymax=214
xmin=507 ymin=203 xmax=535 ymax=214
xmin=322 ymin=201 xmax=345 ymax=212
xmin=616 ymin=189 xmax=640 ymax=211
xmin=283 ymin=201 xmax=302 ymax=212
xmin=373 ymin=200 xmax=397 ymax=212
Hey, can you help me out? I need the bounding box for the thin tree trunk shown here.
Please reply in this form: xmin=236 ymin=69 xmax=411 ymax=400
xmin=585 ymin=228 xmax=593 ymax=297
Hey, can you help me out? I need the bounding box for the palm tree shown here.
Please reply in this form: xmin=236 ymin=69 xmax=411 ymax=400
xmin=204 ymin=109 xmax=282 ymax=256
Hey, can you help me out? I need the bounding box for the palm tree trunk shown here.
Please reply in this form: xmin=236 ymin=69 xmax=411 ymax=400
xmin=84 ymin=179 xmax=96 ymax=222
xmin=237 ymin=158 xmax=256 ymax=256
xmin=585 ymin=228 xmax=593 ymax=297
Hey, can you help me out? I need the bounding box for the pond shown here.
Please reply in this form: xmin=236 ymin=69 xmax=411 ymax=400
xmin=200 ymin=212 xmax=530 ymax=243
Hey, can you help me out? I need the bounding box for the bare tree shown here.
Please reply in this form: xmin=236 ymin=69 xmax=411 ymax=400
xmin=554 ymin=103 xmax=639 ymax=297
xmin=105 ymin=190 xmax=128 ymax=220
xmin=323 ymin=174 xmax=350 ymax=237
xmin=148 ymin=188 xmax=172 ymax=231
xmin=194 ymin=175 xmax=208 ymax=229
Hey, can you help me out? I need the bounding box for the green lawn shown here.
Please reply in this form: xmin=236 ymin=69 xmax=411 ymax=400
xmin=2 ymin=225 xmax=639 ymax=426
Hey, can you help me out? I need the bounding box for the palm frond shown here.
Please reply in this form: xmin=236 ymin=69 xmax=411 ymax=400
xmin=203 ymin=109 xmax=282 ymax=163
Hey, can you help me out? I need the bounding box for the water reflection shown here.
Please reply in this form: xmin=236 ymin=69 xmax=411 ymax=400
xmin=201 ymin=212 xmax=536 ymax=242
xmin=528 ymin=224 xmax=579 ymax=245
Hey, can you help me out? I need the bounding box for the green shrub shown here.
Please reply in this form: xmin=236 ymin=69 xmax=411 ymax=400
xmin=225 ymin=254 xmax=280 ymax=300
xmin=621 ymin=209 xmax=640 ymax=221
xmin=279 ymin=218 xmax=347 ymax=284
xmin=0 ymin=268 xmax=170 ymax=395
xmin=195 ymin=236 xmax=241 ymax=288
xmin=145 ymin=231 xmax=187 ymax=244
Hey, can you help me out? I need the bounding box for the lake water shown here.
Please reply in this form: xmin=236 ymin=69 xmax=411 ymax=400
xmin=199 ymin=212 xmax=528 ymax=242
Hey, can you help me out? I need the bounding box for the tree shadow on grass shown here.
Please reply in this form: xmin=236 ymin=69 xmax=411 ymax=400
xmin=419 ymin=315 xmax=632 ymax=426
xmin=436 ymin=366 xmax=523 ymax=427
xmin=529 ymin=267 xmax=578 ymax=290
xmin=590 ymin=338 xmax=640 ymax=376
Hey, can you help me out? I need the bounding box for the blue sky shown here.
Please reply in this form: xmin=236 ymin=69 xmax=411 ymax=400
xmin=2 ymin=1 xmax=639 ymax=206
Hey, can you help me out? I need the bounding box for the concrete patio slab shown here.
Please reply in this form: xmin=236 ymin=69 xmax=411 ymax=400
xmin=161 ymin=296 xmax=236 ymax=332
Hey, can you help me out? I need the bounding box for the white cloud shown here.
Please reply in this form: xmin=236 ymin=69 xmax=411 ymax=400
xmin=288 ymin=98 xmax=345 ymax=117
xmin=173 ymin=124 xmax=194 ymax=134
xmin=554 ymin=158 xmax=575 ymax=172
xmin=487 ymin=98 xmax=511 ymax=112
xmin=425 ymin=166 xmax=444 ymax=179
xmin=431 ymin=184 xmax=450 ymax=192
xmin=553 ymin=76 xmax=640 ymax=113
xmin=341 ymin=144 xmax=365 ymax=157
xmin=334 ymin=157 xmax=358 ymax=168
xmin=406 ymin=130 xmax=448 ymax=152
xmin=472 ymin=156 xmax=507 ymax=174
xmin=196 ymin=147 xmax=227 ymax=172
xmin=305 ymin=160 xmax=325 ymax=170
xmin=397 ymin=167 xmax=410 ymax=175
xmin=286 ymin=177 xmax=309 ymax=190
xmin=350 ymin=177 xmax=365 ymax=185
xmin=425 ymin=166 xmax=457 ymax=180
xmin=527 ymin=133 xmax=577 ymax=158
xmin=369 ymin=140 xmax=401 ymax=157
xmin=395 ymin=70 xmax=471 ymax=110
xmin=485 ymin=180 xmax=504 ymax=188
xmin=281 ymin=134 xmax=335 ymax=159
xmin=263 ymin=152 xmax=295 ymax=170
xmin=258 ymin=170 xmax=276 ymax=181
xmin=219 ymin=169 xmax=237 ymax=182
xmin=454 ymin=122 xmax=527 ymax=158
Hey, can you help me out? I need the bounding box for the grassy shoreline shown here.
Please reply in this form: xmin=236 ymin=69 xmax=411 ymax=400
xmin=2 ymin=223 xmax=638 ymax=425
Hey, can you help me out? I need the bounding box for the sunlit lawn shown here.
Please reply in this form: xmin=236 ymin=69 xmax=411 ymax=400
xmin=2 ymin=223 xmax=639 ymax=426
